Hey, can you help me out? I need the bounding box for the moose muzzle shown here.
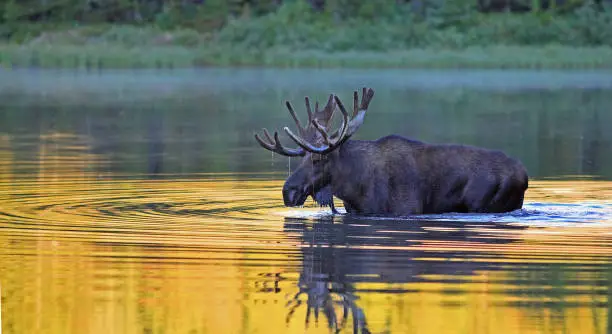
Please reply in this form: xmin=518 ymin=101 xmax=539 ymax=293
xmin=282 ymin=183 xmax=312 ymax=207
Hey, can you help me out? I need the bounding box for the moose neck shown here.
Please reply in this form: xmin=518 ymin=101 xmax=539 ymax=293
xmin=327 ymin=140 xmax=375 ymax=206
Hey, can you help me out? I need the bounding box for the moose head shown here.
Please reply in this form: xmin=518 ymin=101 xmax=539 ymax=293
xmin=254 ymin=88 xmax=375 ymax=211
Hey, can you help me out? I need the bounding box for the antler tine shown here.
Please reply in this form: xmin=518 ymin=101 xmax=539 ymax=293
xmin=284 ymin=99 xmax=349 ymax=155
xmin=319 ymin=94 xmax=337 ymax=126
xmin=274 ymin=131 xmax=305 ymax=156
xmin=329 ymin=88 xmax=368 ymax=140
xmin=353 ymin=90 xmax=359 ymax=118
xmin=360 ymin=87 xmax=375 ymax=111
xmin=330 ymin=94 xmax=351 ymax=143
xmin=304 ymin=97 xmax=314 ymax=125
xmin=254 ymin=130 xmax=275 ymax=151
xmin=337 ymin=87 xmax=375 ymax=139
xmin=286 ymin=101 xmax=307 ymax=136
xmin=311 ymin=119 xmax=331 ymax=144
xmin=263 ymin=128 xmax=274 ymax=143
xmin=277 ymin=88 xmax=374 ymax=156
xmin=283 ymin=126 xmax=318 ymax=152
xmin=253 ymin=128 xmax=305 ymax=157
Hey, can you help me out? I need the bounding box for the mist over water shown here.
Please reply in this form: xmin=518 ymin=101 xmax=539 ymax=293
xmin=0 ymin=69 xmax=610 ymax=334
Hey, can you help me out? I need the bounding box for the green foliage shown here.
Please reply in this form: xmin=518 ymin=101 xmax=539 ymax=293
xmin=154 ymin=0 xmax=232 ymax=31
xmin=216 ymin=1 xmax=327 ymax=50
xmin=212 ymin=0 xmax=612 ymax=50
xmin=2 ymin=43 xmax=612 ymax=69
xmin=423 ymin=0 xmax=481 ymax=30
xmin=2 ymin=0 xmax=612 ymax=69
xmin=570 ymin=1 xmax=612 ymax=45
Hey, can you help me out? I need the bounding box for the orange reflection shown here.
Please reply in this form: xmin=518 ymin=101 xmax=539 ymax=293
xmin=0 ymin=132 xmax=609 ymax=334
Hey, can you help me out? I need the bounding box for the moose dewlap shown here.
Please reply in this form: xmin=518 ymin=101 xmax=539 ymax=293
xmin=254 ymin=87 xmax=529 ymax=216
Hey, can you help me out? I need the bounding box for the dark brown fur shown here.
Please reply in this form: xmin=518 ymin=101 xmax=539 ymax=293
xmin=284 ymin=135 xmax=528 ymax=216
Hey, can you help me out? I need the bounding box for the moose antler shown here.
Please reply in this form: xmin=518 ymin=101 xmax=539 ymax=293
xmin=286 ymin=94 xmax=337 ymax=137
xmin=254 ymin=92 xmax=338 ymax=157
xmin=254 ymin=128 xmax=305 ymax=157
xmin=284 ymin=87 xmax=375 ymax=155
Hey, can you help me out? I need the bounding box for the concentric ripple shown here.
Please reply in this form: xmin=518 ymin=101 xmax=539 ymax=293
xmin=0 ymin=174 xmax=296 ymax=249
xmin=1 ymin=170 xmax=611 ymax=334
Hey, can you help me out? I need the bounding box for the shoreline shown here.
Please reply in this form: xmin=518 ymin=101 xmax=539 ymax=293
xmin=2 ymin=44 xmax=612 ymax=70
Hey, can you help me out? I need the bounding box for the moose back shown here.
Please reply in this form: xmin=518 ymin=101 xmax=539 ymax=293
xmin=254 ymin=87 xmax=528 ymax=216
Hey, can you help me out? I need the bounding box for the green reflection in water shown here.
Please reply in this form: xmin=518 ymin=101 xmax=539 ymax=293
xmin=0 ymin=69 xmax=611 ymax=179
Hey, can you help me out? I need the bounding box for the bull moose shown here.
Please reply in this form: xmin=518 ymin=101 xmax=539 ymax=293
xmin=254 ymin=87 xmax=528 ymax=216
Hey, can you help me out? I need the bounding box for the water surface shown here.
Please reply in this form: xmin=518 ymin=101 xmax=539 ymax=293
xmin=0 ymin=69 xmax=611 ymax=334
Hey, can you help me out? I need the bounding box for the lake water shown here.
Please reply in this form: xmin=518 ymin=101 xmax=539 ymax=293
xmin=0 ymin=68 xmax=611 ymax=334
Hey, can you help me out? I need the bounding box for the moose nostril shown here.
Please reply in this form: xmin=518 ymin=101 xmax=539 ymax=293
xmin=282 ymin=187 xmax=299 ymax=206
xmin=289 ymin=189 xmax=297 ymax=200
xmin=283 ymin=187 xmax=297 ymax=200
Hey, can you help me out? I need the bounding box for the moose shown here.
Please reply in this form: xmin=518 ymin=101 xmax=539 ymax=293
xmin=254 ymin=87 xmax=528 ymax=216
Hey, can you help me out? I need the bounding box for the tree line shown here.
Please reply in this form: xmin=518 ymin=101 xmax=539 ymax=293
xmin=1 ymin=0 xmax=609 ymax=28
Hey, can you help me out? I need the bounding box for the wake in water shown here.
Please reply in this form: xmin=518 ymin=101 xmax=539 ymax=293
xmin=281 ymin=202 xmax=612 ymax=226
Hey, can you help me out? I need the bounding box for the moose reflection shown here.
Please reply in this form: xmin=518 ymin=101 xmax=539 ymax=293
xmin=254 ymin=87 xmax=529 ymax=216
xmin=275 ymin=215 xmax=526 ymax=333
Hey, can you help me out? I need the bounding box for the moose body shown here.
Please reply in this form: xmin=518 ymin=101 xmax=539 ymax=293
xmin=255 ymin=87 xmax=528 ymax=217
xmin=285 ymin=135 xmax=527 ymax=216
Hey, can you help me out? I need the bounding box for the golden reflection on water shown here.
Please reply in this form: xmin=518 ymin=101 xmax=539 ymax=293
xmin=0 ymin=133 xmax=610 ymax=334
